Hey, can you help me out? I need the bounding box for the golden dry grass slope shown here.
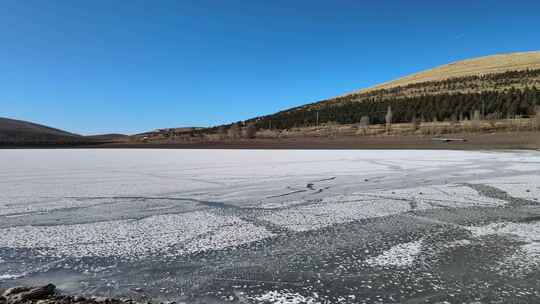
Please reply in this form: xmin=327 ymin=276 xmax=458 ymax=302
xmin=352 ymin=51 xmax=540 ymax=95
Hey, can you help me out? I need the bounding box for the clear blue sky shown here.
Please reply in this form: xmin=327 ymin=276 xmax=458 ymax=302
xmin=1 ymin=0 xmax=539 ymax=135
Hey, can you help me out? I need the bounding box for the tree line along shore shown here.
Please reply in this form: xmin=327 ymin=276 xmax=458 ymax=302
xmin=136 ymin=69 xmax=540 ymax=144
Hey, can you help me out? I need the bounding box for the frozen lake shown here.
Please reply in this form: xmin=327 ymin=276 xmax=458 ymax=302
xmin=1 ymin=149 xmax=540 ymax=303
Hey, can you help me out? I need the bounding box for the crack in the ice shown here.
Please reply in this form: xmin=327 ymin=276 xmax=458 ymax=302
xmin=265 ymin=190 xmax=307 ymax=199
xmin=64 ymin=195 xmax=244 ymax=210
xmin=308 ymin=177 xmax=336 ymax=183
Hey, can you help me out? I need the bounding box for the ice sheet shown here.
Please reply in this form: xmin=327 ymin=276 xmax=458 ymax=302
xmin=1 ymin=149 xmax=540 ymax=299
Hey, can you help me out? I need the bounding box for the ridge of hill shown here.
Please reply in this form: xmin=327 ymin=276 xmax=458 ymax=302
xmin=353 ymin=51 xmax=540 ymax=95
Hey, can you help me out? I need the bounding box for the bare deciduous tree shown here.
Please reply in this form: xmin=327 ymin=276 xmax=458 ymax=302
xmin=385 ymin=106 xmax=393 ymax=134
xmin=411 ymin=116 xmax=419 ymax=132
xmin=217 ymin=126 xmax=226 ymax=140
xmin=244 ymin=122 xmax=257 ymax=139
xmin=534 ymin=106 xmax=540 ymax=130
xmin=227 ymin=123 xmax=241 ymax=140
xmin=485 ymin=112 xmax=499 ymax=129
xmin=359 ymin=115 xmax=370 ymax=135
xmin=472 ymin=110 xmax=481 ymax=121
xmin=469 ymin=110 xmax=481 ymax=132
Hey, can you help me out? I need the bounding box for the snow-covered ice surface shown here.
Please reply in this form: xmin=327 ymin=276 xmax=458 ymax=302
xmin=0 ymin=212 xmax=273 ymax=259
xmin=1 ymin=149 xmax=540 ymax=303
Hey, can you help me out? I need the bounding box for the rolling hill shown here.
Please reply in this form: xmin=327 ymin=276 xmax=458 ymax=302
xmin=0 ymin=117 xmax=84 ymax=144
xmin=0 ymin=117 xmax=126 ymax=145
xmin=231 ymin=51 xmax=540 ymax=130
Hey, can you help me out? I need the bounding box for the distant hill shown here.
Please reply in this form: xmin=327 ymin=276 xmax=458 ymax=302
xmin=0 ymin=117 xmax=85 ymax=144
xmin=0 ymin=118 xmax=127 ymax=146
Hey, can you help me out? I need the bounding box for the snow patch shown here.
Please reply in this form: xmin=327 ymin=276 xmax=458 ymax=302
xmin=261 ymin=195 xmax=411 ymax=232
xmin=0 ymin=273 xmax=24 ymax=281
xmin=0 ymin=211 xmax=273 ymax=259
xmin=468 ymin=221 xmax=540 ymax=273
xmin=248 ymin=290 xmax=320 ymax=304
xmin=365 ymin=240 xmax=423 ymax=267
xmin=446 ymin=239 xmax=472 ymax=248
xmin=468 ymin=222 xmax=540 ymax=244
xmin=261 ymin=183 xmax=507 ymax=232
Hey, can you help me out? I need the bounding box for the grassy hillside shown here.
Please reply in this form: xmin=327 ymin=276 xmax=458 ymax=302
xmin=353 ymin=51 xmax=540 ymax=94
xmin=129 ymin=51 xmax=540 ymax=146
xmin=238 ymin=52 xmax=540 ymax=131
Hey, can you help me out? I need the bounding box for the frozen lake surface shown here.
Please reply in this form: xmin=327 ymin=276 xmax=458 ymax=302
xmin=1 ymin=149 xmax=540 ymax=303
